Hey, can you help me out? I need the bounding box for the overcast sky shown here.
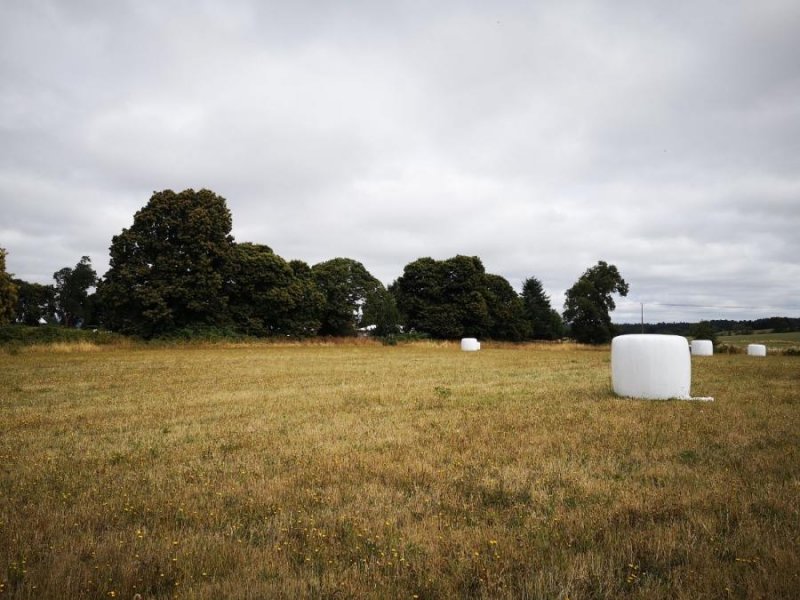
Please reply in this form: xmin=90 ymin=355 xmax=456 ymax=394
xmin=2 ymin=0 xmax=799 ymax=323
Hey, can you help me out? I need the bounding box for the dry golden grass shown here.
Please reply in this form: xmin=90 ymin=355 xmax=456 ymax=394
xmin=21 ymin=341 xmax=108 ymax=354
xmin=1 ymin=341 xmax=798 ymax=599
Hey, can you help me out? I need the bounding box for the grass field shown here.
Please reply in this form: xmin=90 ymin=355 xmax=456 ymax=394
xmin=717 ymin=330 xmax=800 ymax=350
xmin=1 ymin=341 xmax=798 ymax=599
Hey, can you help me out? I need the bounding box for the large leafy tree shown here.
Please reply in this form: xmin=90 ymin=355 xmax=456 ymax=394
xmin=13 ymin=279 xmax=57 ymax=325
xmin=563 ymin=261 xmax=629 ymax=344
xmin=361 ymin=287 xmax=401 ymax=337
xmin=688 ymin=321 xmax=717 ymax=346
xmin=389 ymin=257 xmax=443 ymax=335
xmin=0 ymin=248 xmax=18 ymax=325
xmin=521 ymin=276 xmax=564 ymax=340
xmin=285 ymin=260 xmax=327 ymax=336
xmin=311 ymin=258 xmax=385 ymax=336
xmin=391 ymin=255 xmax=494 ymax=339
xmin=227 ymin=243 xmax=323 ymax=337
xmin=97 ymin=189 xmax=234 ymax=337
xmin=53 ymin=256 xmax=97 ymax=327
xmin=485 ymin=274 xmax=529 ymax=341
xmin=443 ymin=255 xmax=492 ymax=338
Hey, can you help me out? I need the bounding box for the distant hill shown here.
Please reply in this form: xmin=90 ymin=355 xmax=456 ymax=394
xmin=615 ymin=316 xmax=800 ymax=336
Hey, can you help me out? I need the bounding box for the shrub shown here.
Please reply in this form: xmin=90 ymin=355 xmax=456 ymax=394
xmin=161 ymin=325 xmax=248 ymax=342
xmin=0 ymin=324 xmax=122 ymax=347
xmin=716 ymin=343 xmax=744 ymax=355
xmin=379 ymin=331 xmax=433 ymax=346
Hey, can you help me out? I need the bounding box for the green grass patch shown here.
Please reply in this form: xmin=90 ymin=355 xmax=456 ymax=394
xmin=717 ymin=330 xmax=800 ymax=355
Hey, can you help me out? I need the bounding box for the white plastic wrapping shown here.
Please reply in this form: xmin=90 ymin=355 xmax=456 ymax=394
xmin=461 ymin=338 xmax=480 ymax=351
xmin=612 ymin=334 xmax=691 ymax=400
xmin=747 ymin=344 xmax=767 ymax=357
xmin=691 ymin=339 xmax=714 ymax=356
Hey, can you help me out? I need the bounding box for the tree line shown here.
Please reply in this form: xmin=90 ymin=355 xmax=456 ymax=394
xmin=617 ymin=316 xmax=800 ymax=337
xmin=1 ymin=189 xmax=631 ymax=344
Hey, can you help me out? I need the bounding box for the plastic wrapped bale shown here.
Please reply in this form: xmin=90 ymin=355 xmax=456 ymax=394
xmin=747 ymin=344 xmax=767 ymax=357
xmin=461 ymin=338 xmax=480 ymax=351
xmin=691 ymin=339 xmax=714 ymax=356
xmin=612 ymin=334 xmax=691 ymax=399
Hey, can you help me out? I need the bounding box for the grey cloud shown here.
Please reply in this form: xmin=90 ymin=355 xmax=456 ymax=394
xmin=1 ymin=0 xmax=798 ymax=322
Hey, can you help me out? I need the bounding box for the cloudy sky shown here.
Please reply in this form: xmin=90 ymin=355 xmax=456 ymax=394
xmin=2 ymin=0 xmax=799 ymax=323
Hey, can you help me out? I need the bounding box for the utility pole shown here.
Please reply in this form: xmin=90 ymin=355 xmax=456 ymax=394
xmin=641 ymin=303 xmax=644 ymax=333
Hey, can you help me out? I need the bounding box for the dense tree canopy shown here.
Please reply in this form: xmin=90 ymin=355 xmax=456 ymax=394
xmin=361 ymin=287 xmax=401 ymax=337
xmin=391 ymin=256 xmax=486 ymax=339
xmin=312 ymin=258 xmax=386 ymax=336
xmin=521 ymin=277 xmax=564 ymax=340
xmin=3 ymin=187 xmax=645 ymax=343
xmin=53 ymin=256 xmax=97 ymax=327
xmin=227 ymin=243 xmax=323 ymax=337
xmin=389 ymin=257 xmax=442 ymax=335
xmin=688 ymin=321 xmax=717 ymax=345
xmin=392 ymin=255 xmax=525 ymax=340
xmin=441 ymin=255 xmax=492 ymax=338
xmin=0 ymin=248 xmax=18 ymax=325
xmin=484 ymin=274 xmax=529 ymax=341
xmin=13 ymin=279 xmax=56 ymax=325
xmin=563 ymin=261 xmax=629 ymax=344
xmin=285 ymin=260 xmax=328 ymax=336
xmin=98 ymin=189 xmax=234 ymax=337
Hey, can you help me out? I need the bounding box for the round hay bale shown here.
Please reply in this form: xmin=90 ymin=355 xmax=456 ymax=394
xmin=691 ymin=339 xmax=714 ymax=356
xmin=461 ymin=338 xmax=480 ymax=351
xmin=612 ymin=334 xmax=691 ymax=400
xmin=747 ymin=343 xmax=767 ymax=357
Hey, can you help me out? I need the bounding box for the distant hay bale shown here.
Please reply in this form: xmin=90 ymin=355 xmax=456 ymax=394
xmin=612 ymin=334 xmax=691 ymax=400
xmin=691 ymin=340 xmax=714 ymax=356
xmin=747 ymin=344 xmax=767 ymax=357
xmin=461 ymin=338 xmax=480 ymax=352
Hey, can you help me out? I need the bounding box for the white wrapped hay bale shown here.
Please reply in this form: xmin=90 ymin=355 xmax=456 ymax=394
xmin=747 ymin=344 xmax=767 ymax=357
xmin=691 ymin=339 xmax=714 ymax=356
xmin=461 ymin=338 xmax=480 ymax=351
xmin=612 ymin=334 xmax=691 ymax=400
